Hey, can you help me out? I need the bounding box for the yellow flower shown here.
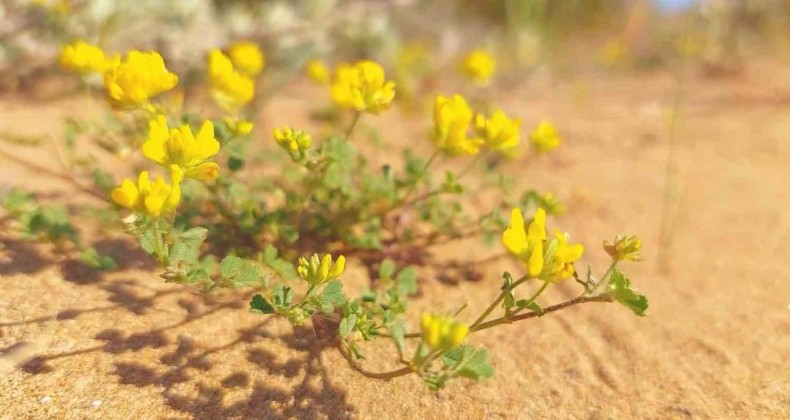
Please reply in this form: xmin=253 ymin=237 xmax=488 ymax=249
xmin=227 ymin=41 xmax=265 ymax=77
xmin=306 ymin=59 xmax=330 ymax=84
xmin=475 ymin=110 xmax=521 ymax=156
xmin=432 ymin=94 xmax=482 ymax=156
xmin=224 ymin=117 xmax=254 ymax=136
xmin=541 ymin=231 xmax=584 ymax=282
xmin=142 ymin=116 xmax=221 ymax=181
xmin=530 ymin=120 xmax=561 ymax=153
xmin=273 ymin=127 xmax=312 ymax=161
xmin=59 ymin=40 xmax=110 ymax=74
xmin=330 ymin=61 xmax=396 ymax=114
xmin=103 ymin=51 xmax=179 ymax=109
xmin=297 ymin=253 xmax=346 ymax=286
xmin=420 ymin=313 xmax=469 ymax=352
xmin=110 ymin=170 xmax=181 ymax=218
xmin=503 ymin=207 xmax=546 ymax=277
xmin=503 ymin=207 xmax=583 ymax=281
xmin=461 ymin=49 xmax=496 ymax=86
xmin=208 ymin=49 xmax=255 ymax=110
xmin=603 ymin=235 xmax=643 ymax=262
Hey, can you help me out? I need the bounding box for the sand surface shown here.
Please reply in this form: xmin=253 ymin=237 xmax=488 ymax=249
xmin=2 ymin=62 xmax=790 ymax=419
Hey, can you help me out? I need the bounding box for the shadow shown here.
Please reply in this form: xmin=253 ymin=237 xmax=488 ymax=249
xmin=0 ymin=237 xmax=51 ymax=275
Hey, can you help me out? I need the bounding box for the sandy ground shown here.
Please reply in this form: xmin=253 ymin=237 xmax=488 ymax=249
xmin=1 ymin=61 xmax=790 ymax=419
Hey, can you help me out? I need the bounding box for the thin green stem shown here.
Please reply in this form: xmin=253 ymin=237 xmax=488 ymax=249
xmin=470 ymin=275 xmax=530 ymax=329
xmin=345 ymin=112 xmax=362 ymax=140
xmin=338 ymin=342 xmax=414 ymax=380
xmin=509 ymin=280 xmax=550 ymax=317
xmin=152 ymin=219 xmax=167 ymax=265
xmin=472 ymin=294 xmax=609 ymax=332
xmin=589 ymin=260 xmax=618 ymax=295
xmin=394 ymin=149 xmax=440 ymax=210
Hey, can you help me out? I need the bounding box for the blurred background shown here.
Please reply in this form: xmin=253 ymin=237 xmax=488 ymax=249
xmin=1 ymin=0 xmax=789 ymax=94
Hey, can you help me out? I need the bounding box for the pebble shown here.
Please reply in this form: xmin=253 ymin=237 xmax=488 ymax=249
xmin=40 ymin=396 xmax=52 ymax=404
xmin=91 ymin=400 xmax=102 ymax=408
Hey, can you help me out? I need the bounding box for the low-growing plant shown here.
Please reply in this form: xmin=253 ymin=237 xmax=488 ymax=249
xmin=2 ymin=39 xmax=648 ymax=391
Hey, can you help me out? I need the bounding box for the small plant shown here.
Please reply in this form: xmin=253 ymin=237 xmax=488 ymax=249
xmin=4 ymin=38 xmax=649 ymax=391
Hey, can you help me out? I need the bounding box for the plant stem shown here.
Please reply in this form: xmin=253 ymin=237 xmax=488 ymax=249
xmin=152 ymin=219 xmax=167 ymax=265
xmin=589 ymin=260 xmax=618 ymax=295
xmin=472 ymin=294 xmax=611 ymax=332
xmin=338 ymin=342 xmax=414 ymax=380
xmin=345 ymin=112 xmax=362 ymax=140
xmin=470 ymin=275 xmax=530 ymax=329
xmin=393 ymin=150 xmax=440 ymax=210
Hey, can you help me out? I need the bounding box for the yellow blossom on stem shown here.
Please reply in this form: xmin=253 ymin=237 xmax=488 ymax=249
xmin=103 ymin=51 xmax=179 ymax=109
xmin=530 ymin=120 xmax=561 ymax=153
xmin=540 ymin=231 xmax=584 ymax=282
xmin=306 ymin=59 xmax=330 ymax=84
xmin=273 ymin=127 xmax=312 ymax=161
xmin=432 ymin=94 xmax=482 ymax=156
xmin=59 ymin=40 xmax=110 ymax=74
xmin=603 ymin=235 xmax=643 ymax=262
xmin=330 ymin=61 xmax=396 ymax=114
xmin=461 ymin=49 xmax=496 ymax=86
xmin=110 ymin=170 xmax=181 ymax=218
xmin=208 ymin=49 xmax=255 ymax=110
xmin=475 ymin=110 xmax=521 ymax=157
xmin=224 ymin=117 xmax=254 ymax=136
xmin=227 ymin=41 xmax=265 ymax=77
xmin=503 ymin=207 xmax=546 ymax=277
xmin=142 ymin=116 xmax=221 ymax=181
xmin=420 ymin=313 xmax=469 ymax=352
xmin=297 ymin=253 xmax=346 ymax=286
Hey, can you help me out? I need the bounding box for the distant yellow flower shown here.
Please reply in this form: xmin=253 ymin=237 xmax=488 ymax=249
xmin=420 ymin=313 xmax=469 ymax=352
xmin=227 ymin=41 xmax=265 ymax=77
xmin=503 ymin=207 xmax=546 ymax=277
xmin=603 ymin=235 xmax=643 ymax=262
xmin=598 ymin=39 xmax=628 ymax=67
xmin=103 ymin=51 xmax=178 ymax=109
xmin=224 ymin=117 xmax=254 ymax=136
xmin=475 ymin=110 xmax=521 ymax=156
xmin=59 ymin=40 xmax=110 ymax=74
xmin=331 ymin=61 xmax=395 ymax=114
xmin=306 ymin=59 xmax=330 ymax=84
xmin=142 ymin=116 xmax=220 ymax=181
xmin=297 ymin=253 xmax=346 ymax=286
xmin=111 ymin=170 xmax=181 ymax=218
xmin=208 ymin=49 xmax=255 ymax=110
xmin=432 ymin=94 xmax=482 ymax=156
xmin=530 ymin=120 xmax=561 ymax=153
xmin=461 ymin=49 xmax=496 ymax=86
xmin=273 ymin=127 xmax=312 ymax=161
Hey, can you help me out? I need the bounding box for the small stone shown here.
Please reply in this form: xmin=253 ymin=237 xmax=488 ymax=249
xmin=40 ymin=396 xmax=52 ymax=403
xmin=91 ymin=400 xmax=102 ymax=408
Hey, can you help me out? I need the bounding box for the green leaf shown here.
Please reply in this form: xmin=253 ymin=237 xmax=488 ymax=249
xmin=608 ymin=269 xmax=649 ymax=317
xmin=78 ymin=247 xmax=117 ymax=271
xmin=338 ymin=314 xmax=357 ymax=338
xmin=378 ymin=259 xmax=396 ymax=280
xmin=261 ymin=245 xmax=298 ymax=279
xmin=250 ymin=294 xmax=274 ymax=314
xmin=443 ymin=346 xmax=494 ymax=381
xmin=516 ymin=299 xmax=543 ymax=315
xmin=273 ymin=283 xmax=294 ymax=307
xmin=503 ymin=293 xmax=515 ymax=309
xmin=228 ymin=156 xmax=244 ymax=172
xmin=180 ymin=227 xmax=208 ymax=242
xmin=220 ymin=255 xmax=266 ymax=288
xmin=318 ymin=279 xmax=345 ymax=312
xmin=395 ymin=267 xmax=418 ymax=296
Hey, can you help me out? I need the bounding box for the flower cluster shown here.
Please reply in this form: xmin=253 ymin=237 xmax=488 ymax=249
xmin=297 ymin=254 xmax=346 ymax=286
xmin=208 ymin=49 xmax=256 ymax=110
xmin=503 ymin=207 xmax=584 ymax=282
xmin=475 ymin=110 xmax=522 ymax=157
xmin=530 ymin=120 xmax=562 ymax=153
xmin=142 ymin=116 xmax=221 ymax=181
xmin=59 ymin=40 xmax=112 ymax=74
xmin=431 ymin=95 xmax=523 ymax=157
xmin=421 ymin=313 xmax=469 ymax=352
xmin=306 ymin=59 xmax=330 ymax=84
xmin=604 ymin=235 xmax=644 ymax=262
xmin=104 ymin=51 xmax=179 ymax=110
xmin=227 ymin=41 xmax=265 ymax=77
xmin=273 ymin=127 xmax=312 ymax=161
xmin=111 ymin=171 xmax=181 ymax=218
xmin=461 ymin=49 xmax=496 ymax=86
xmin=331 ymin=61 xmax=396 ymax=114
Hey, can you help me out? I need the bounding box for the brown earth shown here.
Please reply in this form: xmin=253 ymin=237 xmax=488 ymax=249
xmin=1 ymin=61 xmax=790 ymax=419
